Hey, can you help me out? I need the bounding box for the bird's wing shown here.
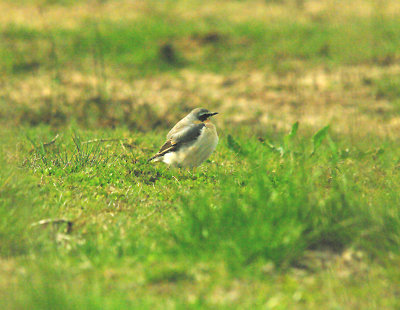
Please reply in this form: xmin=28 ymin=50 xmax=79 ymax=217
xmin=148 ymin=139 xmax=177 ymax=161
xmin=149 ymin=123 xmax=205 ymax=161
xmin=166 ymin=118 xmax=189 ymax=140
xmin=169 ymin=122 xmax=205 ymax=143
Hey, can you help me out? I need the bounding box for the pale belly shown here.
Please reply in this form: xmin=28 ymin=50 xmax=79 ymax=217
xmin=163 ymin=126 xmax=218 ymax=168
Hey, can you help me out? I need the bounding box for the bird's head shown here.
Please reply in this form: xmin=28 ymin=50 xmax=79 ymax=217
xmin=189 ymin=108 xmax=218 ymax=122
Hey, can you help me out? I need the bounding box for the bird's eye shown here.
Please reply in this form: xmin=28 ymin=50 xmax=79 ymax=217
xmin=199 ymin=114 xmax=208 ymax=122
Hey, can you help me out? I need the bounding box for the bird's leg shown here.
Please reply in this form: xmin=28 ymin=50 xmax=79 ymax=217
xmin=164 ymin=164 xmax=171 ymax=176
xmin=174 ymin=166 xmax=182 ymax=180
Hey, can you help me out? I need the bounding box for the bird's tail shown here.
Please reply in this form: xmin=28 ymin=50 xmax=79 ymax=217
xmin=148 ymin=154 xmax=162 ymax=163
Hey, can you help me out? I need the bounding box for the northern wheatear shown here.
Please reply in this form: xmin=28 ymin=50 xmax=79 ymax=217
xmin=149 ymin=108 xmax=219 ymax=168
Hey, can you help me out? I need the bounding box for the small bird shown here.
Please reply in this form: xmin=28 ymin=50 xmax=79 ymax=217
xmin=149 ymin=108 xmax=219 ymax=168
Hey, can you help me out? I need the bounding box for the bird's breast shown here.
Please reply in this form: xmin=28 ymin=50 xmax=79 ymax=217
xmin=162 ymin=122 xmax=218 ymax=168
xmin=196 ymin=125 xmax=218 ymax=155
xmin=201 ymin=122 xmax=218 ymax=142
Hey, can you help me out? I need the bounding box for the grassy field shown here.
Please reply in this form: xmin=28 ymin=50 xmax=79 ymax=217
xmin=1 ymin=0 xmax=400 ymax=308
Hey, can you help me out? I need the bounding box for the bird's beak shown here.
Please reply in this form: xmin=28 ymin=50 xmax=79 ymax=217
xmin=209 ymin=112 xmax=218 ymax=117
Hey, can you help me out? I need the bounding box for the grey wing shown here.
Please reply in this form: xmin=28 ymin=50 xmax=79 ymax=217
xmin=166 ymin=118 xmax=189 ymax=140
xmin=149 ymin=123 xmax=205 ymax=161
xmin=148 ymin=139 xmax=177 ymax=162
xmin=168 ymin=122 xmax=205 ymax=145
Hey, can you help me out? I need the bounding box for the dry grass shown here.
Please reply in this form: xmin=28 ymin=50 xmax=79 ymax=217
xmin=0 ymin=1 xmax=146 ymax=29
xmin=3 ymin=64 xmax=400 ymax=137
xmin=2 ymin=0 xmax=400 ymax=30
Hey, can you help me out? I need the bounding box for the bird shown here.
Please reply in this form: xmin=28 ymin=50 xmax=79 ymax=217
xmin=148 ymin=108 xmax=219 ymax=168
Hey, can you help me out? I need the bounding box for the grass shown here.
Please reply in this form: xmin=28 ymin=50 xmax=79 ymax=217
xmin=2 ymin=124 xmax=400 ymax=308
xmin=1 ymin=11 xmax=400 ymax=77
xmin=15 ymin=19 xmax=400 ymax=69
xmin=2 ymin=0 xmax=400 ymax=308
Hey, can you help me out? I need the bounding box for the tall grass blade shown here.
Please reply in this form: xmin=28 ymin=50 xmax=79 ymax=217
xmin=311 ymin=125 xmax=330 ymax=156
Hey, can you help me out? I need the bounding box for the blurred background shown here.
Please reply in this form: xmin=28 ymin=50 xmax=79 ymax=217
xmin=1 ymin=0 xmax=400 ymax=136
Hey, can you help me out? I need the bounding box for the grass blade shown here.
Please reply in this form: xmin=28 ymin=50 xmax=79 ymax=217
xmin=311 ymin=125 xmax=330 ymax=156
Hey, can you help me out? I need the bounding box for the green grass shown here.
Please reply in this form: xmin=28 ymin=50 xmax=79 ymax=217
xmin=2 ymin=0 xmax=400 ymax=308
xmin=1 ymin=124 xmax=400 ymax=308
xmin=2 ymin=16 xmax=400 ymax=77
